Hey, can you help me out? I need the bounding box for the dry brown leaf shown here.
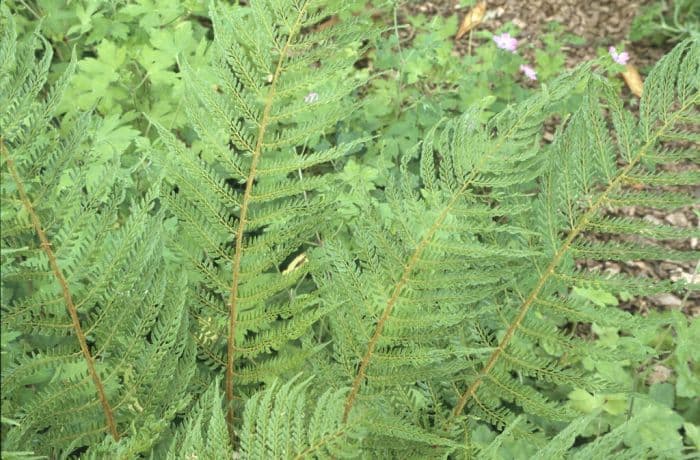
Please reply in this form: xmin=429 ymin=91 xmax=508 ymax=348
xmin=282 ymin=253 xmax=308 ymax=275
xmin=315 ymin=15 xmax=339 ymax=32
xmin=456 ymin=1 xmax=486 ymax=40
xmin=622 ymin=64 xmax=643 ymax=97
xmin=646 ymin=364 xmax=672 ymax=385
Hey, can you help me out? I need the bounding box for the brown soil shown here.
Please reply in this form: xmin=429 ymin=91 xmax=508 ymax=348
xmin=402 ymin=0 xmax=668 ymax=66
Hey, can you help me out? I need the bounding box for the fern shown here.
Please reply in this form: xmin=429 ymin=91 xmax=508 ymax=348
xmin=168 ymin=377 xmax=354 ymax=459
xmin=239 ymin=376 xmax=361 ymax=459
xmin=314 ymin=65 xmax=595 ymax=437
xmin=1 ymin=9 xmax=192 ymax=456
xmin=312 ymin=39 xmax=698 ymax=454
xmin=163 ymin=380 xmax=233 ymax=460
xmin=477 ymin=403 xmax=688 ymax=459
xmin=170 ymin=375 xmax=463 ymax=459
xmin=451 ymin=38 xmax=698 ymax=421
xmin=151 ymin=0 xmax=372 ymax=441
xmin=2 ymin=1 xmax=697 ymax=457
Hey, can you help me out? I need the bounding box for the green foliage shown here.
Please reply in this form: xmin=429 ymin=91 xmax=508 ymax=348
xmin=148 ymin=0 xmax=374 ymax=440
xmin=329 ymin=8 xmax=578 ymax=225
xmin=165 ymin=380 xmax=232 ymax=460
xmin=534 ymin=22 xmax=584 ymax=82
xmin=630 ymin=0 xmax=700 ymax=45
xmin=2 ymin=1 xmax=698 ymax=458
xmin=239 ymin=377 xmax=362 ymax=459
xmin=6 ymin=0 xmax=215 ymax=200
xmin=1 ymin=8 xmax=192 ymax=456
xmin=325 ymin=33 xmax=696 ymax=457
xmin=7 ymin=0 xmax=212 ymax=125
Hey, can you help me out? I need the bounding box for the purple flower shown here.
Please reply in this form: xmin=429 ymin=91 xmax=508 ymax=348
xmin=608 ymin=46 xmax=630 ymax=65
xmin=493 ymin=33 xmax=518 ymax=53
xmin=519 ymin=64 xmax=537 ymax=81
xmin=304 ymin=91 xmax=319 ymax=103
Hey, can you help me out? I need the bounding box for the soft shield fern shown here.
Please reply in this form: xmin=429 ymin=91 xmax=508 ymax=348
xmin=2 ymin=1 xmax=698 ymax=456
xmin=239 ymin=376 xmax=362 ymax=459
xmin=164 ymin=380 xmax=233 ymax=460
xmin=451 ymin=37 xmax=698 ymax=422
xmin=170 ymin=374 xmax=460 ymax=459
xmin=311 ymin=39 xmax=699 ymax=456
xmin=1 ymin=11 xmax=193 ymax=456
xmin=150 ymin=0 xmax=372 ymax=441
xmin=166 ymin=376 xmax=363 ymax=459
xmin=309 ymin=65 xmax=596 ymax=456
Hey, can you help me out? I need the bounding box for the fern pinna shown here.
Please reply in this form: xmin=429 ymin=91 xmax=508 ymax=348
xmin=150 ymin=0 xmax=370 ymax=441
xmin=0 ymin=10 xmax=193 ymax=457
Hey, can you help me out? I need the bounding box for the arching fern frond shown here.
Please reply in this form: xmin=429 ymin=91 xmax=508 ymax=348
xmin=151 ymin=0 xmax=373 ymax=442
xmin=1 ymin=9 xmax=193 ymax=456
xmin=451 ymin=37 xmax=698 ymax=430
xmin=315 ymin=64 xmax=593 ymax=435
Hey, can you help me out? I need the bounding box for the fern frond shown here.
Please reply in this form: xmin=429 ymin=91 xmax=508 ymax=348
xmin=315 ymin=37 xmax=697 ymax=452
xmin=0 ymin=12 xmax=119 ymax=443
xmin=451 ymin=38 xmax=698 ymax=427
xmin=319 ymin=64 xmax=593 ymax=428
xmin=152 ymin=0 xmax=373 ymax=442
xmin=240 ymin=376 xmax=361 ymax=459
xmin=165 ymin=380 xmax=233 ymax=460
xmin=1 ymin=11 xmax=192 ymax=454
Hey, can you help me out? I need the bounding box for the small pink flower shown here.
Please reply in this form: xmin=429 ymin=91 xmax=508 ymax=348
xmin=608 ymin=46 xmax=630 ymax=65
xmin=519 ymin=64 xmax=537 ymax=81
xmin=493 ymin=33 xmax=518 ymax=53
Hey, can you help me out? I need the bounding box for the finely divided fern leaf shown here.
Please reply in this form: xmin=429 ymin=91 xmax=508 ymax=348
xmin=1 ymin=9 xmax=192 ymax=455
xmin=152 ymin=0 xmax=372 ymax=442
xmin=452 ymin=37 xmax=698 ymax=429
xmin=319 ymin=64 xmax=593 ymax=431
xmin=166 ymin=380 xmax=233 ymax=460
xmin=3 ymin=2 xmax=697 ymax=456
xmin=316 ymin=37 xmax=698 ymax=455
xmin=240 ymin=376 xmax=362 ymax=459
